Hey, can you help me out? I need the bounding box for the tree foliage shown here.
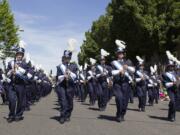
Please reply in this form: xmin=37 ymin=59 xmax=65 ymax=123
xmin=0 ymin=0 xmax=19 ymax=60
xmin=78 ymin=0 xmax=180 ymax=65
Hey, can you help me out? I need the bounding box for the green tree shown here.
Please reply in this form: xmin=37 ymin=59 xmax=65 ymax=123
xmin=110 ymin=0 xmax=180 ymax=63
xmin=0 ymin=0 xmax=19 ymax=58
xmin=78 ymin=0 xmax=180 ymax=65
xmin=0 ymin=0 xmax=19 ymax=70
xmin=78 ymin=14 xmax=113 ymax=65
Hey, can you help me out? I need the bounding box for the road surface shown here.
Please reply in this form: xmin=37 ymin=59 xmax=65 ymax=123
xmin=0 ymin=91 xmax=180 ymax=135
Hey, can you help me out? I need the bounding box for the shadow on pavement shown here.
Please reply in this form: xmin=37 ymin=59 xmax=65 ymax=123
xmin=50 ymin=116 xmax=60 ymax=122
xmin=148 ymin=115 xmax=169 ymax=121
xmin=76 ymin=100 xmax=83 ymax=103
xmin=52 ymin=107 xmax=60 ymax=111
xmin=98 ymin=115 xmax=116 ymax=122
xmin=81 ymin=103 xmax=90 ymax=106
xmin=160 ymin=108 xmax=168 ymax=111
xmin=109 ymin=103 xmax=116 ymax=106
xmin=127 ymin=108 xmax=140 ymax=112
xmin=53 ymin=103 xmax=59 ymax=106
xmin=88 ymin=107 xmax=99 ymax=111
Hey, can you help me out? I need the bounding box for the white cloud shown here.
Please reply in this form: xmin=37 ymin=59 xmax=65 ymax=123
xmin=13 ymin=11 xmax=84 ymax=75
xmin=14 ymin=11 xmax=47 ymax=25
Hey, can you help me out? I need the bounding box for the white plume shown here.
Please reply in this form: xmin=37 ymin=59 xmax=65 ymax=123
xmin=25 ymin=53 xmax=31 ymax=63
xmin=31 ymin=60 xmax=35 ymax=66
xmin=154 ymin=64 xmax=157 ymax=72
xmin=150 ymin=66 xmax=155 ymax=74
xmin=5 ymin=59 xmax=8 ymax=67
xmin=0 ymin=41 xmax=5 ymax=46
xmin=101 ymin=49 xmax=110 ymax=57
xmin=166 ymin=50 xmax=180 ymax=65
xmin=79 ymin=66 xmax=83 ymax=71
xmin=67 ymin=38 xmax=77 ymax=52
xmin=39 ymin=64 xmax=42 ymax=69
xmin=0 ymin=50 xmax=3 ymax=57
xmin=36 ymin=64 xmax=42 ymax=71
xmin=177 ymin=60 xmax=180 ymax=65
xmin=90 ymin=58 xmax=96 ymax=65
xmin=5 ymin=57 xmax=13 ymax=67
xmin=44 ymin=71 xmax=48 ymax=76
xmin=174 ymin=58 xmax=180 ymax=66
xmin=166 ymin=50 xmax=175 ymax=60
xmin=115 ymin=39 xmax=126 ymax=49
xmin=172 ymin=57 xmax=178 ymax=62
xmin=35 ymin=64 xmax=40 ymax=71
xmin=136 ymin=56 xmax=144 ymax=63
xmin=84 ymin=63 xmax=88 ymax=70
xmin=19 ymin=40 xmax=26 ymax=48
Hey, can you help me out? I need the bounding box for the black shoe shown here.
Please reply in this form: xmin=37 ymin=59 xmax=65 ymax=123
xmin=59 ymin=117 xmax=65 ymax=124
xmin=35 ymin=98 xmax=40 ymax=102
xmin=168 ymin=117 xmax=175 ymax=122
xmin=7 ymin=117 xmax=14 ymax=123
xmin=90 ymin=102 xmax=93 ymax=106
xmin=92 ymin=101 xmax=95 ymax=106
xmin=149 ymin=103 xmax=153 ymax=106
xmin=99 ymin=108 xmax=104 ymax=111
xmin=121 ymin=116 xmax=125 ymax=121
xmin=15 ymin=116 xmax=24 ymax=122
xmin=25 ymin=107 xmax=31 ymax=111
xmin=1 ymin=101 xmax=9 ymax=105
xmin=141 ymin=108 xmax=145 ymax=112
xmin=28 ymin=101 xmax=33 ymax=106
xmin=101 ymin=107 xmax=106 ymax=111
xmin=5 ymin=101 xmax=9 ymax=105
xmin=116 ymin=117 xmax=121 ymax=123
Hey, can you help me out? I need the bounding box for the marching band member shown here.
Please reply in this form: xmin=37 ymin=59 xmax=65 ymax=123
xmin=148 ymin=65 xmax=160 ymax=106
xmin=87 ymin=58 xmax=97 ymax=106
xmin=56 ymin=39 xmax=78 ymax=124
xmin=135 ymin=56 xmax=148 ymax=112
xmin=96 ymin=49 xmax=112 ymax=111
xmin=111 ymin=39 xmax=135 ymax=122
xmin=78 ymin=65 xmax=87 ymax=102
xmin=6 ymin=41 xmax=30 ymax=122
xmin=162 ymin=51 xmax=178 ymax=122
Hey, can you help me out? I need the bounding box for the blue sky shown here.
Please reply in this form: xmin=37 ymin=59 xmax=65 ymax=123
xmin=7 ymin=0 xmax=111 ymax=74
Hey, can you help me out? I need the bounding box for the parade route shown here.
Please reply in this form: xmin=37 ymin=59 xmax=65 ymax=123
xmin=0 ymin=1 xmax=179 ymax=135
xmin=0 ymin=91 xmax=179 ymax=135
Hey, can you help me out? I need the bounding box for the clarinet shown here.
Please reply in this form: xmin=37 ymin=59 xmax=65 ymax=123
xmin=65 ymin=64 xmax=71 ymax=88
xmin=12 ymin=57 xmax=16 ymax=90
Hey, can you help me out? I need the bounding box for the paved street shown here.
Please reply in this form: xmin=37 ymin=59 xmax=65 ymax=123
xmin=0 ymin=91 xmax=180 ymax=135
